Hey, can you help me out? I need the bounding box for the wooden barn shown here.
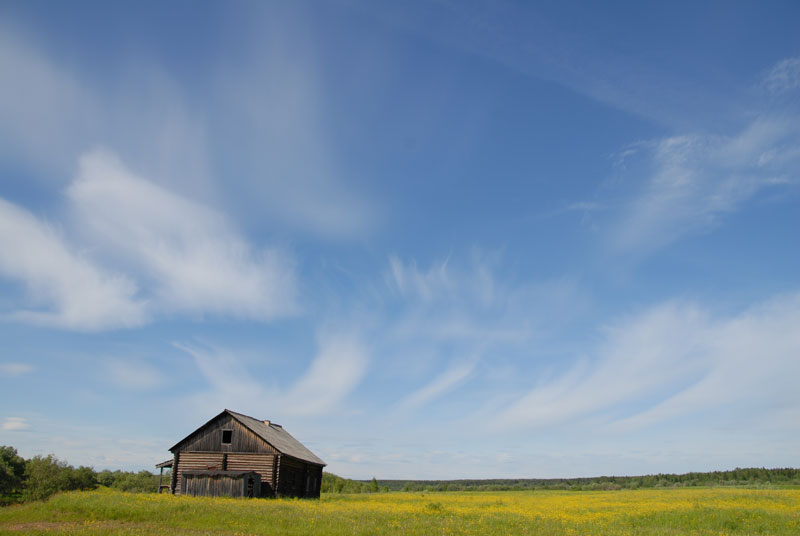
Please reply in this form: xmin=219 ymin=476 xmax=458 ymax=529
xmin=157 ymin=409 xmax=326 ymax=498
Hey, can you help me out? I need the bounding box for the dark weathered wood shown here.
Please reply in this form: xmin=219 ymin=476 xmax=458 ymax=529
xmin=175 ymin=452 xmax=224 ymax=495
xmin=181 ymin=471 xmax=260 ymax=498
xmin=168 ymin=410 xmax=324 ymax=498
xmin=170 ymin=453 xmax=178 ymax=494
xmin=175 ymin=414 xmax=279 ymax=454
xmin=277 ymin=455 xmax=319 ymax=498
xmin=227 ymin=453 xmax=275 ymax=495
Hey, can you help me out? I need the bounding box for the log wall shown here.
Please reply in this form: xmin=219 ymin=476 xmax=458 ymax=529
xmin=227 ymin=453 xmax=276 ymax=495
xmin=174 ymin=452 xmax=224 ymax=495
xmin=277 ymin=456 xmax=323 ymax=498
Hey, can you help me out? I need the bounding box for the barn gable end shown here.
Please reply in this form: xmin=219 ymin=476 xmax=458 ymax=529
xmin=170 ymin=412 xmax=279 ymax=454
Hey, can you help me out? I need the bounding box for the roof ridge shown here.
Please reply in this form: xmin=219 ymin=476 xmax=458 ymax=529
xmin=172 ymin=409 xmax=325 ymax=466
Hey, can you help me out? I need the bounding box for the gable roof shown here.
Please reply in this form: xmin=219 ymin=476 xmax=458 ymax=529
xmin=170 ymin=409 xmax=326 ymax=466
xmin=227 ymin=410 xmax=326 ymax=466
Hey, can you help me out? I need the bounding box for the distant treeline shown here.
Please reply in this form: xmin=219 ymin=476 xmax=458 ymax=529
xmin=322 ymin=473 xmax=387 ymax=494
xmin=5 ymin=443 xmax=799 ymax=505
xmin=364 ymin=468 xmax=800 ymax=492
xmin=1 ymin=446 xmax=162 ymax=504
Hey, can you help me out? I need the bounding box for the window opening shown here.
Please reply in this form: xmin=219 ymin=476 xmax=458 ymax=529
xmin=222 ymin=430 xmax=232 ymax=444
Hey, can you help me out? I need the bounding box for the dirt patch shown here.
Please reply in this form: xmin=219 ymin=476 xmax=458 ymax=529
xmin=1 ymin=521 xmax=253 ymax=534
xmin=1 ymin=521 xmax=123 ymax=532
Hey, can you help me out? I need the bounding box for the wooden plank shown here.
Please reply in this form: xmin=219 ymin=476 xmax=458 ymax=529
xmin=175 ymin=453 xmax=225 ymax=495
xmin=175 ymin=414 xmax=278 ymax=454
xmin=226 ymin=453 xmax=274 ymax=496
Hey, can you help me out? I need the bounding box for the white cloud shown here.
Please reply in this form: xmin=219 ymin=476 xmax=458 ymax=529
xmin=493 ymin=292 xmax=800 ymax=432
xmin=610 ymin=116 xmax=798 ymax=251
xmin=211 ymin=16 xmax=376 ymax=239
xmin=398 ymin=358 xmax=477 ymax=410
xmin=0 ymin=29 xmax=214 ymax=196
xmin=0 ymin=29 xmax=91 ymax=177
xmin=764 ymin=57 xmax=800 ymax=94
xmin=613 ymin=293 xmax=800 ymax=430
xmin=567 ymin=201 xmax=604 ymax=212
xmin=388 ymin=255 xmax=455 ymax=303
xmin=0 ymin=197 xmax=148 ymax=330
xmin=0 ymin=27 xmax=371 ymax=240
xmin=0 ymin=147 xmax=299 ymax=329
xmin=385 ymin=254 xmax=582 ymax=345
xmin=174 ymin=342 xmax=269 ymax=418
xmin=374 ymin=254 xmax=589 ymax=420
xmin=176 ymin=331 xmax=369 ymax=419
xmin=596 ymin=57 xmax=800 ymax=254
xmin=285 ymin=331 xmax=370 ymax=416
xmin=68 ymin=149 xmax=298 ymax=321
xmin=0 ymin=362 xmax=34 ymax=376
xmin=1 ymin=417 xmax=30 ymax=431
xmin=106 ymin=359 xmax=164 ymax=391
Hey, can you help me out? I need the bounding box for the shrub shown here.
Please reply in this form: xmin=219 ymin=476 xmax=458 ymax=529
xmin=23 ymin=454 xmax=97 ymax=501
xmin=0 ymin=446 xmax=26 ymax=502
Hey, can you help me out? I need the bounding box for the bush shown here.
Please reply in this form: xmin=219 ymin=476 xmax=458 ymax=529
xmin=0 ymin=446 xmax=26 ymax=502
xmin=23 ymin=454 xmax=97 ymax=501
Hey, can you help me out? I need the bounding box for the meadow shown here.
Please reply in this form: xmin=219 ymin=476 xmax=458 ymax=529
xmin=1 ymin=487 xmax=799 ymax=535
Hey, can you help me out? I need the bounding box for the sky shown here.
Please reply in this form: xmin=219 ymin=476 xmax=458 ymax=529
xmin=1 ymin=0 xmax=799 ymax=480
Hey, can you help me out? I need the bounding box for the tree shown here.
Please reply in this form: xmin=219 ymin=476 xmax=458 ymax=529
xmin=0 ymin=446 xmax=26 ymax=496
xmin=370 ymin=477 xmax=379 ymax=493
xmin=24 ymin=455 xmax=66 ymax=501
xmin=23 ymin=454 xmax=96 ymax=501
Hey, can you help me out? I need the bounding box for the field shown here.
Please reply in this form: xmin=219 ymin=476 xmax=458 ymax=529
xmin=1 ymin=487 xmax=799 ymax=535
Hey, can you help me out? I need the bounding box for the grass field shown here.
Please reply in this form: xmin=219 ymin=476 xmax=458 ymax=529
xmin=1 ymin=487 xmax=799 ymax=535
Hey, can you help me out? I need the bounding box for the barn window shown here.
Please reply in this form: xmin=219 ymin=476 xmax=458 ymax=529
xmin=222 ymin=430 xmax=232 ymax=444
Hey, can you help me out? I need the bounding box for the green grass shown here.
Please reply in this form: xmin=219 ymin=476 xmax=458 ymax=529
xmin=1 ymin=487 xmax=799 ymax=535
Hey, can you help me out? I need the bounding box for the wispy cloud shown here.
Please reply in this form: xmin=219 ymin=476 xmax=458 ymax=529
xmin=0 ymin=362 xmax=34 ymax=377
xmin=598 ymin=57 xmax=800 ymax=253
xmin=176 ymin=331 xmax=369 ymax=419
xmin=493 ymin=292 xmax=800 ymax=433
xmin=388 ymin=255 xmax=457 ymax=304
xmin=211 ymin=13 xmax=377 ymax=239
xmin=174 ymin=342 xmax=269 ymax=418
xmin=385 ymin=253 xmax=582 ymax=344
xmin=398 ymin=357 xmax=478 ymax=411
xmin=764 ymin=56 xmax=800 ymax=94
xmin=285 ymin=331 xmax=370 ymax=416
xmin=0 ymin=27 xmax=373 ymax=240
xmin=0 ymin=197 xmax=148 ymax=330
xmin=68 ymin=149 xmax=298 ymax=321
xmin=612 ymin=293 xmax=800 ymax=431
xmin=357 ymin=3 xmax=733 ymax=130
xmin=105 ymin=359 xmax=164 ymax=391
xmin=1 ymin=417 xmax=30 ymax=431
xmin=0 ymin=148 xmax=299 ymax=329
xmin=609 ymin=116 xmax=798 ymax=252
xmin=377 ymin=254 xmax=587 ymax=417
xmin=0 ymin=28 xmax=214 ymax=196
xmin=567 ymin=201 xmax=605 ymax=212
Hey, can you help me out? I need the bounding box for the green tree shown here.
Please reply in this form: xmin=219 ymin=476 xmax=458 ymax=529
xmin=24 ymin=454 xmax=66 ymax=501
xmin=0 ymin=446 xmax=26 ymax=497
xmin=370 ymin=477 xmax=379 ymax=493
xmin=23 ymin=454 xmax=96 ymax=501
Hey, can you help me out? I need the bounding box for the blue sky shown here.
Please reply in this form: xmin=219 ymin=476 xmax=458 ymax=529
xmin=1 ymin=0 xmax=799 ymax=479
